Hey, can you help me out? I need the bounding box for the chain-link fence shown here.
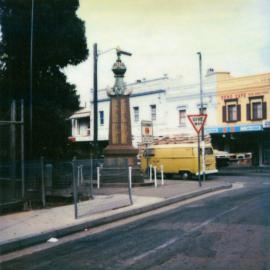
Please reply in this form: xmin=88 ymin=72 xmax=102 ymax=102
xmin=0 ymin=161 xmax=23 ymax=208
xmin=72 ymin=157 xmax=139 ymax=219
xmin=0 ymin=100 xmax=25 ymax=213
xmin=0 ymin=156 xmax=144 ymax=218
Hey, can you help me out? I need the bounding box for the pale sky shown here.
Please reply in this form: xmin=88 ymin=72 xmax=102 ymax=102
xmin=64 ymin=0 xmax=270 ymax=105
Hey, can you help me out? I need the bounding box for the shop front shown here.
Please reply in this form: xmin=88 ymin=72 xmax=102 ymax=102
xmin=206 ymin=124 xmax=269 ymax=167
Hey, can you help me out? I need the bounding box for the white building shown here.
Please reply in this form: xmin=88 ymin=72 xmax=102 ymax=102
xmin=68 ymin=73 xmax=218 ymax=147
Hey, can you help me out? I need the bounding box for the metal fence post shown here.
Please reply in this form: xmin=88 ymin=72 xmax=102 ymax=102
xmin=154 ymin=166 xmax=157 ymax=188
xmin=97 ymin=167 xmax=100 ymax=189
xmin=89 ymin=157 xmax=94 ymax=199
xmin=72 ymin=157 xmax=78 ymax=219
xmin=161 ymin=164 xmax=164 ymax=186
xmin=21 ymin=99 xmax=25 ymax=199
xmin=40 ymin=156 xmax=46 ymax=207
xmin=80 ymin=165 xmax=84 ymax=185
xmin=128 ymin=166 xmax=133 ymax=205
xmin=77 ymin=165 xmax=80 ymax=186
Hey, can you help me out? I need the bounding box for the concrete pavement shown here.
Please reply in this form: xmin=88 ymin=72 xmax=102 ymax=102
xmin=0 ymin=179 xmax=232 ymax=254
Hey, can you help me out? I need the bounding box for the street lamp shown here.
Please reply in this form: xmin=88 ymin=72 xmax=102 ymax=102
xmin=92 ymin=44 xmax=130 ymax=157
xmin=29 ymin=0 xmax=34 ymax=158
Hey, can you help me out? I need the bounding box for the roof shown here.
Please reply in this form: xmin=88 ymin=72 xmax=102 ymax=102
xmin=69 ymin=108 xmax=90 ymax=119
xmin=148 ymin=143 xmax=212 ymax=149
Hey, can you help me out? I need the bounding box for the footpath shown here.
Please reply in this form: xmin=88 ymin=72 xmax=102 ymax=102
xmin=0 ymin=179 xmax=232 ymax=254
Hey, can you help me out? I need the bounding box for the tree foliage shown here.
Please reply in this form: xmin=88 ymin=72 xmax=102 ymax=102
xmin=0 ymin=0 xmax=88 ymax=159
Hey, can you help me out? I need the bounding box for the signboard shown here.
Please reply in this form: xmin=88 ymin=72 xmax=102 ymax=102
xmin=188 ymin=114 xmax=207 ymax=134
xmin=263 ymin=120 xmax=270 ymax=129
xmin=141 ymin=120 xmax=153 ymax=144
xmin=205 ymin=124 xmax=263 ymax=134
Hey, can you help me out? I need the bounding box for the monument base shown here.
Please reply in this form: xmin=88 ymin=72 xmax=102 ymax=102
xmin=102 ymin=146 xmax=144 ymax=184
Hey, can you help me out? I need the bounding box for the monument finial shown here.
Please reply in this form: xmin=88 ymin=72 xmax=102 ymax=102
xmin=107 ymin=48 xmax=132 ymax=96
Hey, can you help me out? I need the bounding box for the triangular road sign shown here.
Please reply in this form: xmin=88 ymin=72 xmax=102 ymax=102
xmin=188 ymin=114 xmax=207 ymax=134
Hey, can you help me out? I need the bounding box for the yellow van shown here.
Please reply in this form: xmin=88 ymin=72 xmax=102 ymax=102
xmin=140 ymin=144 xmax=218 ymax=179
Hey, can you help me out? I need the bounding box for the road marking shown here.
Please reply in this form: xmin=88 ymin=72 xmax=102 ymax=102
xmin=0 ymin=183 xmax=239 ymax=263
xmin=125 ymin=196 xmax=256 ymax=266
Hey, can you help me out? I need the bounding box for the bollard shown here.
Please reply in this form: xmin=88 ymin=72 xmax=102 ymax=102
xmin=128 ymin=166 xmax=133 ymax=205
xmin=149 ymin=164 xmax=153 ymax=182
xmin=154 ymin=166 xmax=157 ymax=188
xmin=97 ymin=167 xmax=100 ymax=189
xmin=161 ymin=164 xmax=164 ymax=186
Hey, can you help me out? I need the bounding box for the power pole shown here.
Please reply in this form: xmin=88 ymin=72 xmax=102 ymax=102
xmin=93 ymin=43 xmax=98 ymax=157
xmin=197 ymin=52 xmax=205 ymax=182
xmin=10 ymin=100 xmax=16 ymax=183
xmin=29 ymin=0 xmax=34 ymax=158
xmin=21 ymin=100 xmax=25 ymax=198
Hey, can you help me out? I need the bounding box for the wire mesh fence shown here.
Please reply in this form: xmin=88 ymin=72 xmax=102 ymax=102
xmin=0 ymin=156 xmax=140 ymax=218
xmin=0 ymin=161 xmax=22 ymax=207
xmin=72 ymin=158 xmax=135 ymax=219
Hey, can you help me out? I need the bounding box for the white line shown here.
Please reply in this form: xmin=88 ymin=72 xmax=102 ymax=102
xmin=125 ymin=196 xmax=256 ymax=266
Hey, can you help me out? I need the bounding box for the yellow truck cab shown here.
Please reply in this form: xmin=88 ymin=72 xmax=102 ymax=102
xmin=141 ymin=143 xmax=218 ymax=179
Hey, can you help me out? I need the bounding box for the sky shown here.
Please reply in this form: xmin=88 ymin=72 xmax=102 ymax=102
xmin=64 ymin=0 xmax=270 ymax=105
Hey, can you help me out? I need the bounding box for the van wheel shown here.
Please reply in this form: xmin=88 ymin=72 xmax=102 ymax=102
xmin=180 ymin=171 xmax=191 ymax=180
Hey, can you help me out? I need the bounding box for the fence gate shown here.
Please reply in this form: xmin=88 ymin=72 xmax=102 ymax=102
xmin=0 ymin=100 xmax=25 ymax=212
xmin=72 ymin=158 xmax=133 ymax=219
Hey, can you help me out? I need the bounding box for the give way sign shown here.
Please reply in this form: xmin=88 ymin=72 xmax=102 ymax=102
xmin=187 ymin=114 xmax=207 ymax=134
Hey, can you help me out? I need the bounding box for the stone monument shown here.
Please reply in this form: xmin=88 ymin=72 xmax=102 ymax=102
xmin=102 ymin=50 xmax=143 ymax=183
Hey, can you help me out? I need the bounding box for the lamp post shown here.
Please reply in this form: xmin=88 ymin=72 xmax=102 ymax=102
xmin=29 ymin=0 xmax=34 ymax=158
xmin=93 ymin=43 xmax=98 ymax=157
xmin=92 ymin=44 xmax=126 ymax=157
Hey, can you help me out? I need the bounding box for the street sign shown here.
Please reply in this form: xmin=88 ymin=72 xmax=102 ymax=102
xmin=188 ymin=114 xmax=207 ymax=134
xmin=141 ymin=120 xmax=153 ymax=144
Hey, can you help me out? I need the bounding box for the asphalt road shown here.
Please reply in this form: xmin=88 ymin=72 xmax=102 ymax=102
xmin=2 ymin=175 xmax=270 ymax=270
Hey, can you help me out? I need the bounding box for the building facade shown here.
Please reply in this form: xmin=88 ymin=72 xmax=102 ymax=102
xmin=206 ymin=71 xmax=270 ymax=166
xmin=69 ymin=71 xmax=270 ymax=167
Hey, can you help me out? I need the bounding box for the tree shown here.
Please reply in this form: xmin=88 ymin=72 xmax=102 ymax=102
xmin=0 ymin=0 xmax=88 ymax=159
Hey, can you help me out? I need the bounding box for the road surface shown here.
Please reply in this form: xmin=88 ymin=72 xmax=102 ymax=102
xmin=2 ymin=175 xmax=270 ymax=270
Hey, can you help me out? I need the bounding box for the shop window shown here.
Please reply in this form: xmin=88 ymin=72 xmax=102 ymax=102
xmin=179 ymin=109 xmax=186 ymax=125
xmin=222 ymin=99 xmax=241 ymax=122
xmin=133 ymin=106 xmax=139 ymax=122
xmin=247 ymin=96 xmax=267 ymax=121
xmin=150 ymin=104 xmax=156 ymax=121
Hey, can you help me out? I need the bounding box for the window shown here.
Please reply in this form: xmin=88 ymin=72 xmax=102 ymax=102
xmin=78 ymin=117 xmax=90 ymax=136
xmin=228 ymin=104 xmax=237 ymax=121
xmin=222 ymin=99 xmax=241 ymax=122
xmin=133 ymin=107 xmax=139 ymax=122
xmin=179 ymin=109 xmax=186 ymax=125
xmin=99 ymin=111 xmax=104 ymax=125
xmin=253 ymin=102 xmax=263 ymax=119
xmin=150 ymin=105 xmax=156 ymax=121
xmin=247 ymin=96 xmax=267 ymax=121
